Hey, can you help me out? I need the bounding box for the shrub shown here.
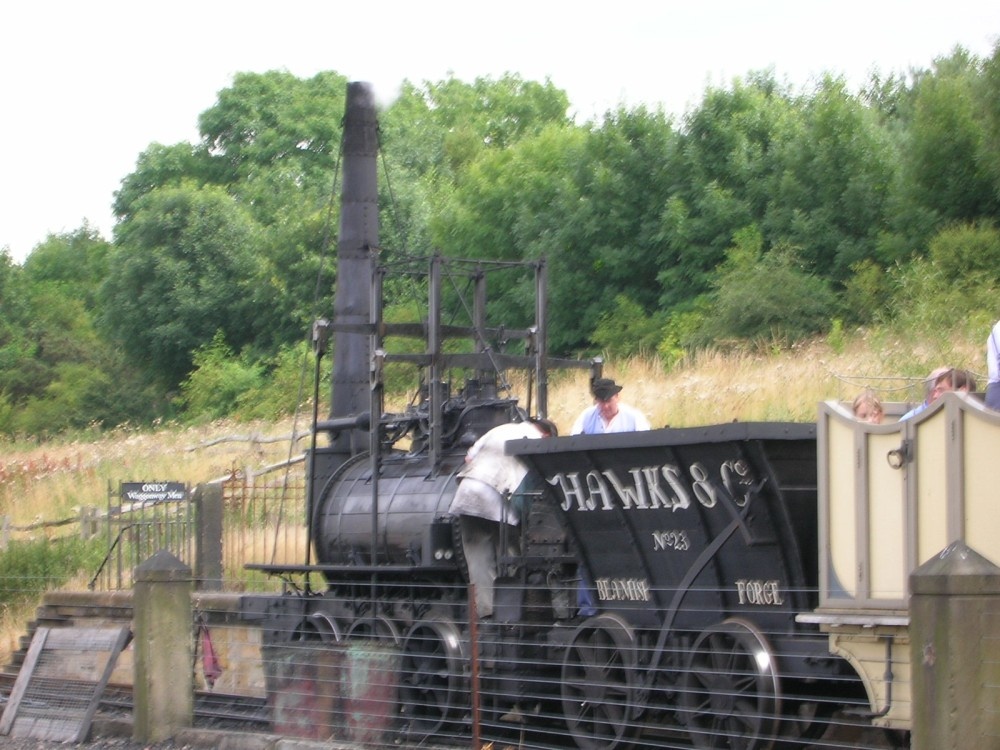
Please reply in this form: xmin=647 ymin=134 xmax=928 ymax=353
xmin=592 ymin=295 xmax=666 ymax=358
xmin=0 ymin=537 xmax=105 ymax=608
xmin=929 ymin=221 xmax=1000 ymax=281
xmin=886 ymin=223 xmax=1000 ymax=349
xmin=699 ymin=240 xmax=837 ymax=344
xmin=179 ymin=332 xmax=264 ymax=421
xmin=842 ymin=259 xmax=890 ymax=325
xmin=236 ymin=342 xmax=327 ymax=421
xmin=657 ymin=300 xmax=710 ymax=369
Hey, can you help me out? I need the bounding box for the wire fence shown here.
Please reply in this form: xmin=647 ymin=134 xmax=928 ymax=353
xmin=217 ymin=461 xmax=308 ymax=593
xmin=0 ymin=580 xmax=924 ymax=750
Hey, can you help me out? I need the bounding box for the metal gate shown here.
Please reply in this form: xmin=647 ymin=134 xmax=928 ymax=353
xmin=89 ymin=481 xmax=194 ymax=591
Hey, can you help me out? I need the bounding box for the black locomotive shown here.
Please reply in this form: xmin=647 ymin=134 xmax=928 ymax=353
xmin=243 ymin=82 xmax=879 ymax=750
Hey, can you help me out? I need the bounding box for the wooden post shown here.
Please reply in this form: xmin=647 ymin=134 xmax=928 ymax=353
xmin=78 ymin=505 xmax=98 ymax=540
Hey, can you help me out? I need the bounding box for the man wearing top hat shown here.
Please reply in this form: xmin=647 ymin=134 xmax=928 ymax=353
xmin=570 ymin=377 xmax=651 ymax=435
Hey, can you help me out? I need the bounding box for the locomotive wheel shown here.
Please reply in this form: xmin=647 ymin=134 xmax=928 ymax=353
xmin=399 ymin=617 xmax=466 ymax=738
xmin=561 ymin=613 xmax=640 ymax=750
xmin=345 ymin=615 xmax=401 ymax=646
xmin=678 ymin=617 xmax=780 ymax=750
xmin=296 ymin=612 xmax=342 ymax=642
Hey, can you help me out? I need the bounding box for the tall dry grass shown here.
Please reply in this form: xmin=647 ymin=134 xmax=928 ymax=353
xmin=0 ymin=419 xmax=307 ymax=527
xmin=547 ymin=333 xmax=983 ymax=431
xmin=1 ymin=332 xmax=985 ymax=527
xmin=0 ymin=419 xmax=312 ymax=661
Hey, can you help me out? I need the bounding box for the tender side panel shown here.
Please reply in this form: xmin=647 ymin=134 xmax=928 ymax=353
xmin=959 ymin=403 xmax=1000 ymax=566
xmin=513 ymin=424 xmax=817 ymax=632
xmin=866 ymin=428 xmax=906 ymax=600
xmin=914 ymin=407 xmax=949 ymax=570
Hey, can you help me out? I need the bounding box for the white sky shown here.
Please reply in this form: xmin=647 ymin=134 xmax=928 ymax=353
xmin=2 ymin=0 xmax=998 ymax=263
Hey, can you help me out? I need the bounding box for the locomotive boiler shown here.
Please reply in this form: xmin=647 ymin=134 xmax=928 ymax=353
xmin=242 ymin=81 xmax=1000 ymax=750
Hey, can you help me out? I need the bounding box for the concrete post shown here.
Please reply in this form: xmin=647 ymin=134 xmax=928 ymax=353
xmin=910 ymin=541 xmax=1000 ymax=750
xmin=193 ymin=483 xmax=223 ymax=590
xmin=133 ymin=549 xmax=193 ymax=742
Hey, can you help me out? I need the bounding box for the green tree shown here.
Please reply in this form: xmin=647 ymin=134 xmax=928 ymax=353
xmin=22 ymin=225 xmax=111 ymax=310
xmin=113 ymin=71 xmax=352 ymax=359
xmin=905 ymin=49 xmax=997 ymax=225
xmin=179 ymin=332 xmax=264 ymax=421
xmin=383 ymin=74 xmax=571 ymax=176
xmin=1 ymin=239 xmax=158 ymax=435
xmin=765 ymin=76 xmax=897 ymax=280
xmin=113 ymin=143 xmax=212 ymax=223
xmin=434 ymin=105 xmax=683 ymax=352
xmin=102 ymin=185 xmax=263 ymax=387
xmin=432 ymin=124 xmax=589 ymax=349
xmin=981 ymin=40 xmax=1000 ymax=198
xmin=198 ymin=70 xmax=348 ymax=206
xmin=0 ymin=250 xmax=36 ymax=406
xmin=659 ymin=73 xmax=796 ymax=304
xmin=570 ymin=107 xmax=680 ymax=315
xmin=380 ymin=73 xmax=573 ymax=261
xmin=592 ymin=295 xmax=666 ymax=357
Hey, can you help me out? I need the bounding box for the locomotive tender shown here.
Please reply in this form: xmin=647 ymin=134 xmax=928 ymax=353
xmin=244 ymin=82 xmax=1000 ymax=750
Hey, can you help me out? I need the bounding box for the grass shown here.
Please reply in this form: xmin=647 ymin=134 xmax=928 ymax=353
xmin=546 ymin=331 xmax=982 ymax=431
xmin=1 ymin=329 xmax=984 ymax=531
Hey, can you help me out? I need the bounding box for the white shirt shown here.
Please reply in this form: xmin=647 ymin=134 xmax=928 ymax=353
xmin=988 ymin=320 xmax=1000 ymax=386
xmin=571 ymin=402 xmax=651 ymax=435
xmin=448 ymin=422 xmax=544 ymax=524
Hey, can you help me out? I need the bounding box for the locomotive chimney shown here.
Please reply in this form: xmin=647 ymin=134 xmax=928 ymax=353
xmin=329 ymin=81 xmax=378 ymax=455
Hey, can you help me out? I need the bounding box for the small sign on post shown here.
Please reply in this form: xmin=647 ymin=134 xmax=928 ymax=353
xmin=120 ymin=482 xmax=187 ymax=507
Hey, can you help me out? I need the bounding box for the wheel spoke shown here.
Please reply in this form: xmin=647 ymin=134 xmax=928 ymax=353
xmin=399 ymin=618 xmax=464 ymax=739
xmin=561 ymin=615 xmax=639 ymax=750
xmin=679 ymin=619 xmax=780 ymax=750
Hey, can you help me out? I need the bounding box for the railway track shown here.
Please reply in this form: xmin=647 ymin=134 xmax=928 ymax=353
xmin=0 ymin=671 xmax=270 ymax=732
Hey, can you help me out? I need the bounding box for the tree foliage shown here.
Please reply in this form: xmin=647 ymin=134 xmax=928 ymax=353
xmin=698 ymin=227 xmax=838 ymax=343
xmin=904 ymin=49 xmax=998 ymax=225
xmin=8 ymin=42 xmax=1000 ymax=435
xmin=102 ymin=184 xmax=262 ymax=387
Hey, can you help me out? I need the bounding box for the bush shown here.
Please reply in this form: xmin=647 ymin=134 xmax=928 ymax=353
xmin=236 ymin=342 xmax=327 ymax=421
xmin=592 ymin=295 xmax=666 ymax=358
xmin=842 ymin=259 xmax=890 ymax=324
xmin=179 ymin=332 xmax=264 ymax=421
xmin=698 ymin=239 xmax=837 ymax=344
xmin=0 ymin=537 xmax=105 ymax=608
xmin=885 ymin=223 xmax=1000 ymax=343
xmin=929 ymin=221 xmax=1000 ymax=281
xmin=657 ymin=300 xmax=710 ymax=368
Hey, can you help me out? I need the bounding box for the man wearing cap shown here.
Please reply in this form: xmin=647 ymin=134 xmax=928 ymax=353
xmin=571 ymin=377 xmax=651 ymax=434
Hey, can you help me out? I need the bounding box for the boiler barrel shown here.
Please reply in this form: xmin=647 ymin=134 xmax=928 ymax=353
xmin=314 ymin=453 xmax=464 ymax=567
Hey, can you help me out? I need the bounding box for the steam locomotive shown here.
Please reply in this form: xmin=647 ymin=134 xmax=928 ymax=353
xmin=243 ymin=82 xmax=1000 ymax=750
